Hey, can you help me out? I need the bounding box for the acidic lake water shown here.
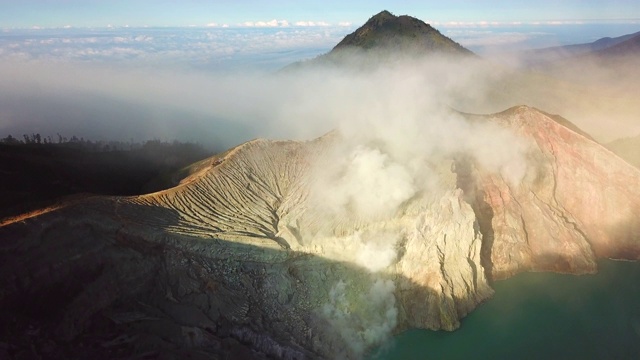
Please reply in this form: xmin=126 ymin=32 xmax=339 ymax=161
xmin=370 ymin=260 xmax=640 ymax=360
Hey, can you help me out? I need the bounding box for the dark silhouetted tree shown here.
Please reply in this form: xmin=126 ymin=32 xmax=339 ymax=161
xmin=1 ymin=134 xmax=21 ymax=144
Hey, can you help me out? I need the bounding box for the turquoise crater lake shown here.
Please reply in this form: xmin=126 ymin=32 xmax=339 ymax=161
xmin=371 ymin=260 xmax=640 ymax=359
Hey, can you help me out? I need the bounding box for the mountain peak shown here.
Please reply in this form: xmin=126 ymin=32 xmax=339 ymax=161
xmin=331 ymin=10 xmax=473 ymax=56
xmin=281 ymin=10 xmax=474 ymax=71
xmin=368 ymin=10 xmax=396 ymax=23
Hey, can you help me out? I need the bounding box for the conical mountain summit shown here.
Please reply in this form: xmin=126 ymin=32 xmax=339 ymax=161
xmin=283 ymin=10 xmax=474 ymax=70
xmin=331 ymin=10 xmax=473 ymax=56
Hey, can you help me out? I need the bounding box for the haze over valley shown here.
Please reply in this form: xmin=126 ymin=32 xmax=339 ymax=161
xmin=2 ymin=9 xmax=640 ymax=146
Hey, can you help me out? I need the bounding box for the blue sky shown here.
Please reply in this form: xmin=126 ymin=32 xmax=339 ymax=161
xmin=2 ymin=1 xmax=639 ymax=28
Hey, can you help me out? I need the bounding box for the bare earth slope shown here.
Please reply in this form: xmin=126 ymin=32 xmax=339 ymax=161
xmin=1 ymin=106 xmax=640 ymax=359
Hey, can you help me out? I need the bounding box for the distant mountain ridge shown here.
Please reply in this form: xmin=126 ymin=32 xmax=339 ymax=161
xmin=541 ymin=31 xmax=639 ymax=54
xmin=591 ymin=33 xmax=640 ymax=58
xmin=521 ymin=30 xmax=640 ymax=67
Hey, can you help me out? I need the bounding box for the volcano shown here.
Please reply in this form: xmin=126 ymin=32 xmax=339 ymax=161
xmin=2 ymin=105 xmax=640 ymax=359
xmin=284 ymin=10 xmax=473 ymax=71
xmin=2 ymin=11 xmax=640 ymax=360
xmin=331 ymin=10 xmax=472 ymax=56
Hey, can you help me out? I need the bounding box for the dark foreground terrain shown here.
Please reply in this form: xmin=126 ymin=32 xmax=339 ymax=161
xmin=0 ymin=140 xmax=212 ymax=221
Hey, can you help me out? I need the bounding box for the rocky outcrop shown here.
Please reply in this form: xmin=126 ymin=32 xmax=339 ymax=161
xmin=2 ymin=106 xmax=640 ymax=359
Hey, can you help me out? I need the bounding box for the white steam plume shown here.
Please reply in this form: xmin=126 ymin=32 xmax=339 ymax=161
xmin=300 ymin=56 xmax=531 ymax=223
xmin=321 ymin=279 xmax=398 ymax=357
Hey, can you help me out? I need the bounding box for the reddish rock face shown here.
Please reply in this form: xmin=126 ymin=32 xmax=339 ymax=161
xmin=470 ymin=106 xmax=640 ymax=280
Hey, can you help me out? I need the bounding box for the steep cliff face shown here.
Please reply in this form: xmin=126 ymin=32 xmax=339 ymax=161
xmin=460 ymin=106 xmax=640 ymax=280
xmin=2 ymin=106 xmax=640 ymax=359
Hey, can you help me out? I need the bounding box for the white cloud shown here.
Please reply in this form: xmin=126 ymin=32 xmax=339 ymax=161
xmin=437 ymin=19 xmax=594 ymax=28
xmin=453 ymin=31 xmax=535 ymax=47
xmin=240 ymin=19 xmax=289 ymax=28
xmin=294 ymin=21 xmax=331 ymax=27
xmin=0 ymin=27 xmax=353 ymax=69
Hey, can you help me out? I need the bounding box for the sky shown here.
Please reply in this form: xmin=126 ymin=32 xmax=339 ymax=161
xmin=1 ymin=0 xmax=639 ymax=29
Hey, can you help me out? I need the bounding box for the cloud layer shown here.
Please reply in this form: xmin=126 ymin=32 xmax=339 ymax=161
xmin=0 ymin=27 xmax=352 ymax=70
